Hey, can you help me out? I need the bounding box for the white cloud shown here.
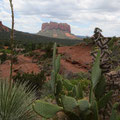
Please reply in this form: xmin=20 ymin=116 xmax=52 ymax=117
xmin=0 ymin=0 xmax=120 ymax=36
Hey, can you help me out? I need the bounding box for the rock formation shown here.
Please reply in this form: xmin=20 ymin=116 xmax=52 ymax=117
xmin=37 ymin=22 xmax=80 ymax=39
xmin=0 ymin=21 xmax=9 ymax=32
xmin=41 ymin=22 xmax=71 ymax=33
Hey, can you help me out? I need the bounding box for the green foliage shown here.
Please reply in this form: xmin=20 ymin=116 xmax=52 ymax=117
xmin=108 ymin=37 xmax=120 ymax=69
xmin=0 ymin=52 xmax=7 ymax=63
xmin=33 ymin=45 xmax=114 ymax=120
xmin=50 ymin=43 xmax=61 ymax=98
xmin=91 ymin=100 xmax=99 ymax=120
xmin=0 ymin=79 xmax=37 ymax=120
xmin=33 ymin=100 xmax=62 ymax=119
xmin=94 ymin=75 xmax=106 ymax=99
xmin=12 ymin=55 xmax=18 ymax=63
xmin=41 ymin=43 xmax=54 ymax=59
xmin=78 ymin=99 xmax=90 ymax=112
xmin=89 ymin=50 xmax=113 ymax=120
xmin=108 ymin=37 xmax=118 ymax=51
xmin=0 ymin=30 xmax=81 ymax=46
xmin=60 ymin=72 xmax=90 ymax=98
xmin=98 ymin=90 xmax=113 ymax=110
xmin=70 ymin=78 xmax=90 ymax=91
xmin=74 ymin=72 xmax=90 ymax=80
xmin=0 ymin=49 xmax=11 ymax=54
xmin=72 ymin=83 xmax=84 ymax=99
xmin=110 ymin=103 xmax=120 ymax=120
xmin=91 ymin=50 xmax=101 ymax=89
xmin=27 ymin=51 xmax=35 ymax=57
xmin=13 ymin=71 xmax=46 ymax=91
xmin=0 ymin=44 xmax=4 ymax=49
xmin=61 ymin=95 xmax=78 ymax=112
xmin=83 ymin=37 xmax=94 ymax=45
xmin=63 ymin=79 xmax=74 ymax=91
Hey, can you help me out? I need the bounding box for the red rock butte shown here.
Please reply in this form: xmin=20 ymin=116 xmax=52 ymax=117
xmin=0 ymin=21 xmax=9 ymax=32
xmin=41 ymin=22 xmax=71 ymax=33
xmin=0 ymin=21 xmax=2 ymax=26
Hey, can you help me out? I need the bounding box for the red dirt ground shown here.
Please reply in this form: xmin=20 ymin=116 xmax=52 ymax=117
xmin=58 ymin=43 xmax=92 ymax=74
xmin=0 ymin=43 xmax=92 ymax=78
xmin=0 ymin=55 xmax=40 ymax=79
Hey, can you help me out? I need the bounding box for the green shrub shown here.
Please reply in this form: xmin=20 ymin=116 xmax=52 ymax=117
xmin=0 ymin=45 xmax=4 ymax=49
xmin=106 ymin=37 xmax=120 ymax=70
xmin=13 ymin=55 xmax=18 ymax=64
xmin=41 ymin=42 xmax=54 ymax=58
xmin=83 ymin=37 xmax=94 ymax=45
xmin=13 ymin=71 xmax=46 ymax=91
xmin=0 ymin=79 xmax=37 ymax=120
xmin=0 ymin=52 xmax=7 ymax=63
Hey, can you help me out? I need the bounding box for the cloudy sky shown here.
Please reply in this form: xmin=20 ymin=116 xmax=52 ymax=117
xmin=0 ymin=0 xmax=120 ymax=36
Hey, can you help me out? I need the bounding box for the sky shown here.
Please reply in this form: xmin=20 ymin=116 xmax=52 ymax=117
xmin=0 ymin=0 xmax=120 ymax=37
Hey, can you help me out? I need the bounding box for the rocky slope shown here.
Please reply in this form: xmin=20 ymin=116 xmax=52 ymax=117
xmin=0 ymin=21 xmax=81 ymax=45
xmin=37 ymin=22 xmax=79 ymax=39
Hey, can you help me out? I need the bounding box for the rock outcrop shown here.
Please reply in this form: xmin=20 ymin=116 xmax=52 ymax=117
xmin=37 ymin=22 xmax=80 ymax=39
xmin=0 ymin=21 xmax=9 ymax=32
xmin=41 ymin=22 xmax=71 ymax=33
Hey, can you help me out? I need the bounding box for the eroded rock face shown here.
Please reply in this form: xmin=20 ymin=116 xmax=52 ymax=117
xmin=0 ymin=21 xmax=2 ymax=26
xmin=41 ymin=22 xmax=71 ymax=33
xmin=0 ymin=21 xmax=9 ymax=32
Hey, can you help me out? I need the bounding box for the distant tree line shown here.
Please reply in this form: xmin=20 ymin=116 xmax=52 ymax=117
xmin=0 ymin=30 xmax=82 ymax=46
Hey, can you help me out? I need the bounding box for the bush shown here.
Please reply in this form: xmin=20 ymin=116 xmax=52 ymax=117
xmin=83 ymin=37 xmax=94 ymax=45
xmin=0 ymin=79 xmax=37 ymax=120
xmin=0 ymin=52 xmax=7 ymax=63
xmin=13 ymin=70 xmax=46 ymax=91
xmin=41 ymin=42 xmax=54 ymax=58
xmin=13 ymin=55 xmax=18 ymax=64
xmin=108 ymin=37 xmax=120 ymax=69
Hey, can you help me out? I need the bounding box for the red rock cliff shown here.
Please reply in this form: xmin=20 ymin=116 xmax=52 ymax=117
xmin=0 ymin=21 xmax=9 ymax=32
xmin=42 ymin=22 xmax=71 ymax=33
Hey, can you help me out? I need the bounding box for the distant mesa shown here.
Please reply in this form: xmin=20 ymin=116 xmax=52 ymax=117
xmin=0 ymin=21 xmax=9 ymax=32
xmin=42 ymin=22 xmax=71 ymax=33
xmin=37 ymin=22 xmax=80 ymax=39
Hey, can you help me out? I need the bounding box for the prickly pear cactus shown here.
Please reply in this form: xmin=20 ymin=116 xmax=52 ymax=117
xmin=50 ymin=43 xmax=62 ymax=105
xmin=33 ymin=100 xmax=63 ymax=119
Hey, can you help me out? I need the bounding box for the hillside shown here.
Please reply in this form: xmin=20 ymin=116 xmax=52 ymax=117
xmin=37 ymin=22 xmax=80 ymax=39
xmin=0 ymin=21 xmax=81 ymax=46
xmin=0 ymin=43 xmax=92 ymax=78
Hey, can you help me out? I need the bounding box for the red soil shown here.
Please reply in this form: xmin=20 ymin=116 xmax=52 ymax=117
xmin=58 ymin=43 xmax=92 ymax=74
xmin=0 ymin=43 xmax=92 ymax=78
xmin=0 ymin=55 xmax=40 ymax=79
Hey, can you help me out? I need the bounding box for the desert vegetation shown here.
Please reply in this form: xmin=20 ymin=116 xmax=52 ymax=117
xmin=0 ymin=0 xmax=120 ymax=120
